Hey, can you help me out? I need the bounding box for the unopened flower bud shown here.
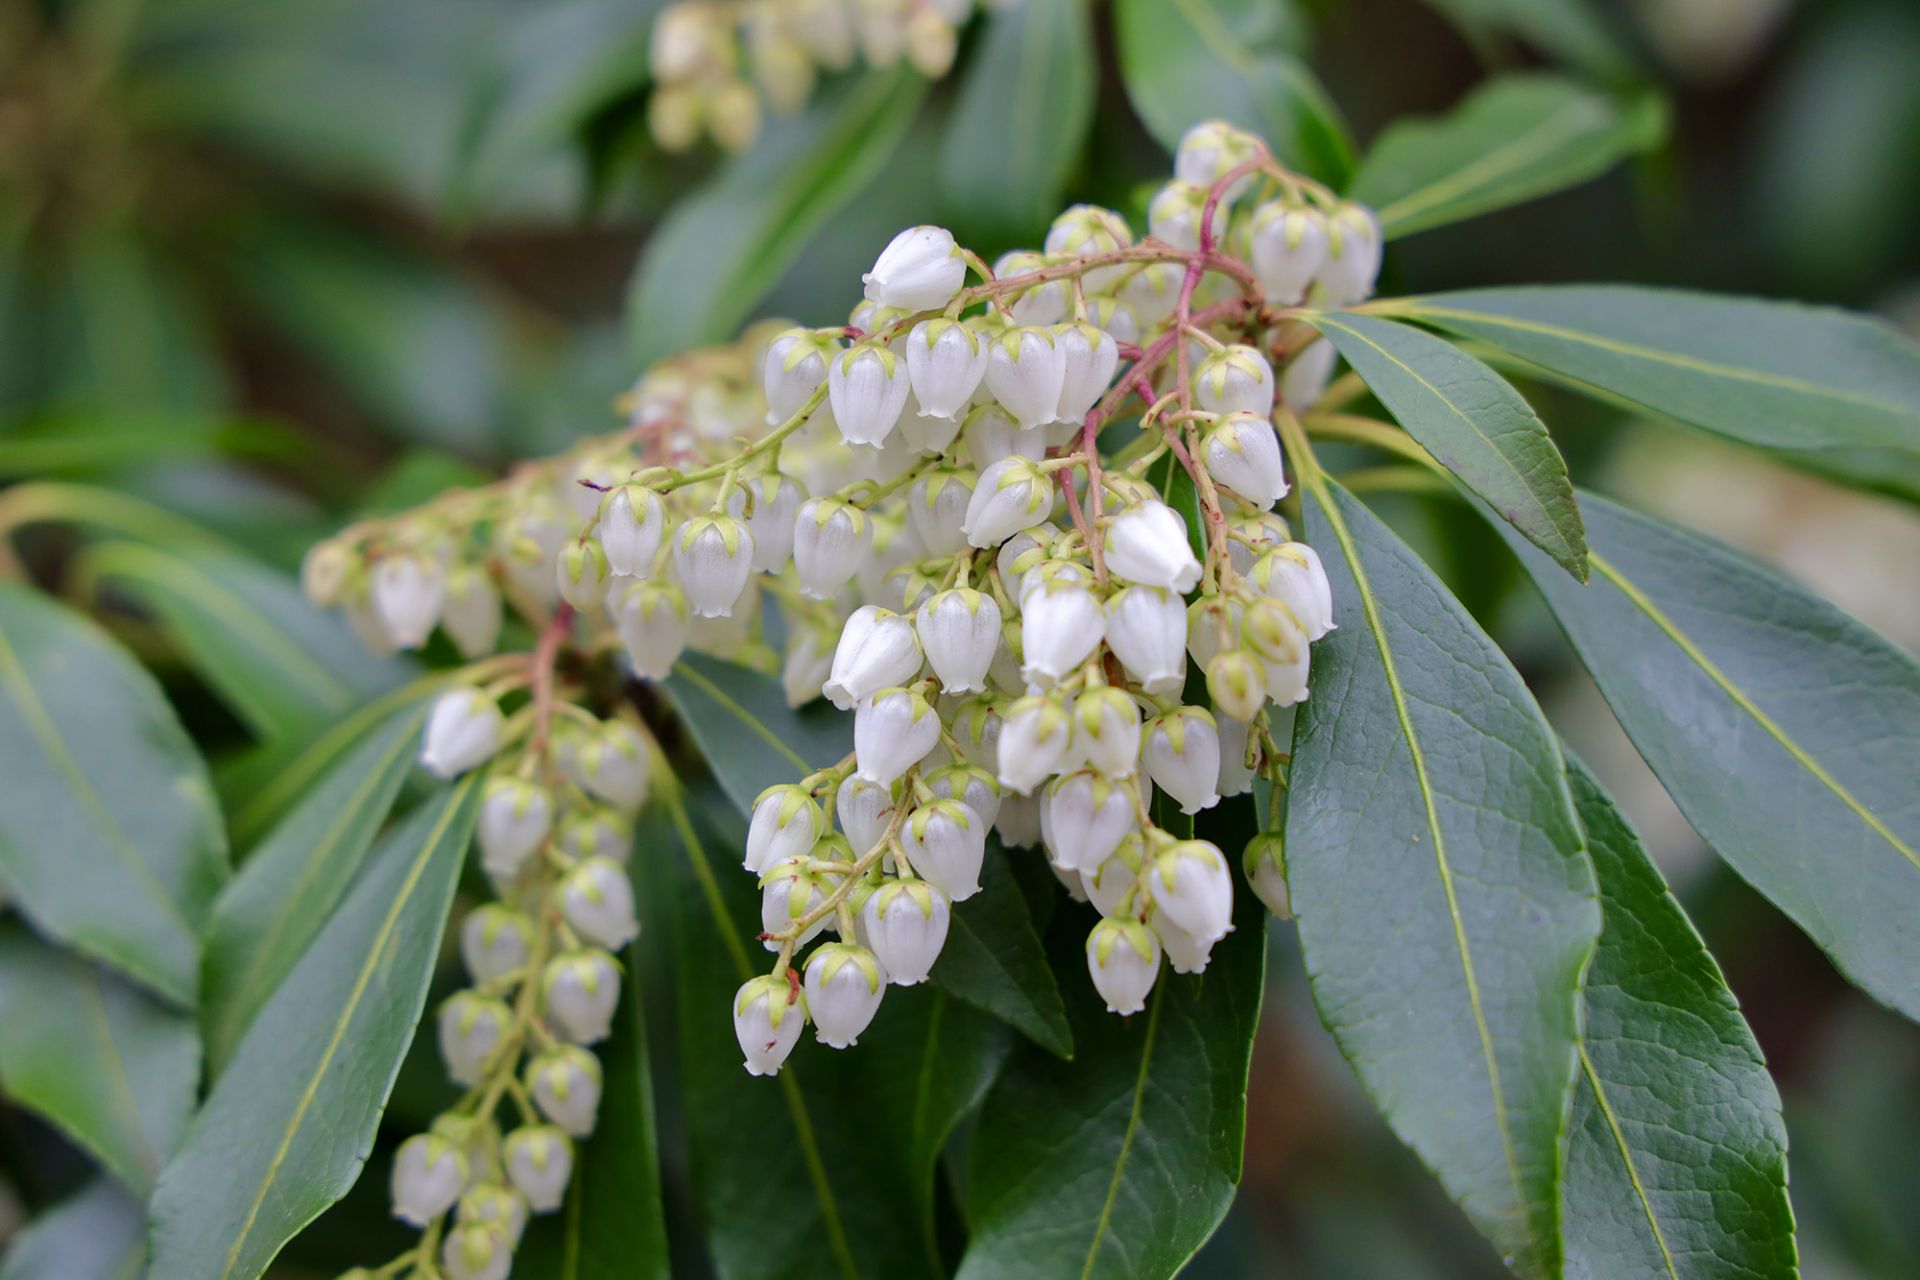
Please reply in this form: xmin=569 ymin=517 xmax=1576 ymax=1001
xmin=1052 ymin=321 xmax=1119 ymax=426
xmin=760 ymin=857 xmax=833 ymax=949
xmin=1044 ymin=204 xmax=1134 ymax=290
xmin=556 ymin=538 xmax=610 ymax=611
xmin=1174 ymin=119 xmax=1262 ymax=199
xmin=673 ymin=515 xmax=755 ymax=618
xmin=985 ymin=326 xmax=1067 ymax=431
xmin=503 ymin=1124 xmax=574 ymax=1212
xmin=1119 ymin=260 xmax=1180 ymax=326
xmin=542 ymin=949 xmax=621 ymax=1045
xmin=998 ymin=694 xmax=1072 ymax=795
xmin=1244 ymin=831 xmax=1291 ymax=919
xmin=1280 ymin=337 xmax=1338 ymax=412
xmin=1104 ymin=500 xmax=1201 ymax=593
xmin=793 ymin=498 xmax=873 ymax=599
xmin=963 ymin=401 xmax=1047 ymax=468
xmin=804 ymin=942 xmax=886 ymax=1048
xmin=902 ymin=798 xmax=986 ymax=900
xmin=1207 ymin=649 xmax=1267 ymax=722
xmin=442 ymin=1221 xmax=510 ymax=1280
xmin=906 ymin=469 xmax=976 ymax=556
xmin=963 ymin=456 xmax=1053 ymax=548
xmin=926 ymin=762 xmax=1001 ymax=828
xmin=783 ymin=624 xmax=836 ymax=708
xmin=1147 ymin=839 xmax=1235 ymax=943
xmin=1143 ymin=706 xmax=1222 ymax=814
xmin=372 ymin=552 xmax=446 ymax=650
xmin=1083 ymin=835 xmax=1143 ymax=917
xmin=421 ymin=687 xmax=504 ymax=779
xmin=747 ymin=783 xmax=825 ymax=875
xmin=1043 ymin=772 xmax=1140 ymax=873
xmin=733 ymin=973 xmax=807 ymax=1075
xmin=442 ymin=565 xmax=503 ymax=659
xmin=438 ymin=990 xmax=510 ymax=1087
xmin=559 ymin=856 xmax=639 ymax=950
xmin=1020 ymin=576 xmax=1105 ymax=688
xmin=948 ymin=696 xmax=1003 ymax=772
xmin=706 ymin=77 xmax=762 ymax=152
xmin=991 ymin=249 xmax=1069 ymax=326
xmin=1317 ymin=202 xmax=1383 ymax=306
xmin=527 ymin=1044 xmax=603 ymax=1137
xmin=392 ymin=1132 xmax=467 ymax=1226
xmin=916 ymin=587 xmax=1000 ymax=694
xmin=863 ymin=224 xmax=966 ymax=312
xmin=1252 ymin=543 xmax=1335 ymax=639
xmin=457 ymin=1183 xmax=529 ymax=1247
xmin=861 ymin=879 xmax=951 ymax=985
xmin=1102 ymin=586 xmax=1187 ymax=696
xmin=462 ymin=904 xmax=534 ymax=985
xmin=610 ymin=578 xmax=690 ymax=679
xmin=1073 ymin=686 xmax=1142 ymax=777
xmin=477 ymin=778 xmax=551 ymax=881
xmin=764 ymin=328 xmax=837 ymax=425
xmin=1249 ymin=203 xmax=1329 ymax=305
xmin=597 ymin=484 xmax=666 ymax=577
xmin=1195 ymin=344 xmax=1276 ymax=417
xmin=745 ymin=472 xmax=804 ymax=570
xmin=905 ymin=7 xmax=957 ymax=74
xmin=1147 ymin=180 xmax=1227 ymax=253
xmin=557 ymin=806 xmax=632 ymax=864
xmin=569 ymin=719 xmax=651 ymax=812
xmin=854 ymin=686 xmax=940 ymax=785
xmin=1087 ymin=917 xmax=1162 ymax=1015
xmin=1202 ymin=413 xmax=1289 ymax=510
xmin=302 ymin=539 xmax=353 ymax=607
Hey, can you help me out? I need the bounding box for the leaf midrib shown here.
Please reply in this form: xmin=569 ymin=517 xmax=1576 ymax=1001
xmin=1376 ymin=94 xmax=1610 ymax=233
xmin=1079 ymin=981 xmax=1164 ymax=1280
xmin=1578 ymin=1044 xmax=1681 ymax=1280
xmin=671 ymin=661 xmax=810 ymax=773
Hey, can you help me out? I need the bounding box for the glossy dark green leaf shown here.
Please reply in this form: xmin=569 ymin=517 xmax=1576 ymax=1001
xmin=627 ymin=69 xmax=928 ymax=365
xmin=148 ymin=777 xmax=482 ymax=1280
xmin=938 ymin=0 xmax=1096 ymax=242
xmin=0 ymin=924 xmax=200 ymax=1195
xmin=77 ymin=539 xmax=414 ymax=745
xmin=1562 ymin=759 xmax=1797 ymax=1279
xmin=0 ymin=584 xmax=226 ymax=1005
xmin=1114 ymin=0 xmax=1353 ymax=186
xmin=663 ymin=653 xmax=1070 ymax=1054
xmin=1494 ymin=491 xmax=1920 ymax=1022
xmin=1349 ymin=74 xmax=1664 ymax=239
xmin=200 ymin=705 xmax=426 ymax=1075
xmin=0 ymin=1179 xmax=146 ymax=1280
xmin=1308 ymin=313 xmax=1586 ymax=578
xmin=1285 ymin=476 xmax=1598 ymax=1276
xmin=1388 ymin=286 xmax=1920 ymax=454
xmin=651 ymin=786 xmax=1009 ymax=1280
xmin=957 ymin=815 xmax=1266 ymax=1280
xmin=1415 ymin=0 xmax=1635 ymax=80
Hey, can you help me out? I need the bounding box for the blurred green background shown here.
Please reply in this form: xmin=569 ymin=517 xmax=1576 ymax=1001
xmin=2 ymin=0 xmax=1917 ymax=1274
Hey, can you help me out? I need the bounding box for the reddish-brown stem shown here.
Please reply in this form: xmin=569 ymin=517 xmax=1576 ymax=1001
xmin=528 ymin=603 xmax=576 ymax=757
xmin=1199 ymin=157 xmax=1265 ymax=255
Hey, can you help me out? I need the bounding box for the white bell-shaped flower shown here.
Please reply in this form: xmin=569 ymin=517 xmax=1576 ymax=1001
xmin=569 ymin=720 xmax=650 ymax=812
xmin=1104 ymin=500 xmax=1202 ymax=593
xmin=557 ymin=807 xmax=632 ymax=865
xmin=597 ymin=484 xmax=666 ymax=576
xmin=1147 ymin=179 xmax=1227 ymax=252
xmin=1195 ymin=344 xmax=1276 ymax=417
xmin=926 ymin=762 xmax=1002 ymax=828
xmin=672 ymin=515 xmax=755 ymax=617
xmin=1102 ymin=587 xmax=1187 ymax=697
xmin=862 ymin=224 xmax=966 ymax=311
xmin=457 ymin=1184 xmax=529 ymax=1248
xmin=1043 ymin=204 xmax=1133 ymax=290
xmin=442 ymin=565 xmax=503 ymax=659
xmin=804 ymin=943 xmax=886 ymax=1048
xmin=421 ymin=688 xmax=504 ymax=779
xmin=1202 ymin=413 xmax=1289 ymax=510
xmin=994 ymin=525 xmax=1054 ymax=600
xmin=760 ymin=857 xmax=833 ymax=949
xmin=991 ymin=249 xmax=1069 ymax=325
xmin=1119 ymin=260 xmax=1180 ymax=327
xmin=1087 ymin=917 xmax=1162 ymax=1015
xmin=392 ymin=1133 xmax=467 ymax=1226
xmin=746 ymin=783 xmax=825 ymax=875
xmin=462 ymin=905 xmax=533 ymax=985
xmin=916 ymin=587 xmax=1000 ymax=694
xmin=438 ymin=991 xmax=509 ymax=1087
xmin=1082 ymin=836 xmax=1143 ymax=917
xmin=1146 ymin=839 xmax=1235 ymax=943
xmin=555 ymin=538 xmax=610 ymax=611
xmin=861 ymin=880 xmax=950 ymax=985
xmin=1252 ymin=543 xmax=1335 ymax=639
xmin=526 ymin=1044 xmax=603 ymax=1137
xmin=1207 ymin=649 xmax=1268 ymax=723
xmin=745 ymin=472 xmax=804 ymax=571
xmin=962 ymin=402 xmax=1047 ymax=468
xmin=792 ymin=498 xmax=873 ymax=599
xmin=1086 ymin=295 xmax=1142 ymax=347
xmin=559 ymin=856 xmax=639 ymax=950
xmin=1244 ymin=832 xmax=1292 ymax=919
xmin=609 ymin=579 xmax=689 ymax=680
xmin=905 ymin=318 xmax=989 ymax=418
xmin=1317 ymin=202 xmax=1383 ymax=306
xmin=983 ymin=791 xmax=1033 ymax=851
xmin=1043 ymin=771 xmax=1139 ymax=873
xmin=1052 ymin=321 xmax=1119 ymax=426
xmin=906 ymin=469 xmax=975 ymax=556
xmin=902 ymin=798 xmax=986 ymax=900
xmin=1020 ymin=575 xmax=1105 ymax=689
xmin=503 ymin=1125 xmax=573 ymax=1213
xmin=1280 ymin=337 xmax=1337 ymax=412
xmin=541 ymin=949 xmax=621 ymax=1045
xmin=1216 ymin=712 xmax=1256 ymax=798
xmin=948 ymin=697 xmax=1003 ymax=773
xmin=984 ymin=326 xmax=1068 ymax=431
xmin=372 ymin=552 xmax=446 ymax=650
xmin=1143 ymin=706 xmax=1222 ymax=814
xmin=828 ymin=344 xmax=910 ymax=448
xmin=836 ymin=777 xmax=895 ymax=856
xmin=1174 ymin=119 xmax=1262 ymax=198
xmin=963 ymin=456 xmax=1054 ymax=548
xmin=1072 ymin=686 xmax=1142 ymax=777
xmin=1226 ymin=511 xmax=1294 ymax=576
xmin=477 ymin=777 xmax=552 ymax=882
xmin=998 ymin=694 xmax=1073 ymax=795
xmin=824 ymin=605 xmax=922 ymax=710
xmin=854 ymin=687 xmax=940 ymax=786
xmin=764 ymin=328 xmax=837 ymax=425
xmin=1152 ymin=909 xmax=1218 ymax=975
xmin=733 ymin=974 xmax=807 ymax=1075
xmin=442 ymin=1221 xmax=511 ymax=1280
xmin=1249 ymin=203 xmax=1329 ymax=305
xmin=783 ymin=624 xmax=835 ymax=709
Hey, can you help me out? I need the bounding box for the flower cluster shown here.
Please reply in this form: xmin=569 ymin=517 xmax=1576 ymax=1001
xmin=312 ymin=118 xmax=1370 ymax=1272
xmin=647 ymin=0 xmax=992 ymax=153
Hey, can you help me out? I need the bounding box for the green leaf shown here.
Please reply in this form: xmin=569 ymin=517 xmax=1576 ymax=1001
xmin=0 ymin=1179 xmax=147 ymax=1280
xmin=1386 ymin=286 xmax=1920 ymax=454
xmin=1307 ymin=312 xmax=1586 ymax=578
xmin=1348 ymin=74 xmax=1665 ymax=239
xmin=956 ymin=803 xmax=1267 ymax=1280
xmin=1561 ymin=758 xmax=1797 ymax=1279
xmin=0 ymin=924 xmax=200 ymax=1195
xmin=76 ymin=539 xmax=414 ymax=745
xmin=1415 ymin=0 xmax=1636 ymax=81
xmin=200 ymin=704 xmax=426 ymax=1075
xmin=626 ymin=69 xmax=929 ymax=365
xmin=0 ymin=413 xmax=312 ymax=479
xmin=0 ymin=584 xmax=226 ymax=1005
xmin=1284 ymin=475 xmax=1598 ymax=1276
xmin=1492 ymin=491 xmax=1920 ymax=1023
xmin=148 ymin=777 xmax=482 ymax=1280
xmin=516 ymin=935 xmax=671 ymax=1280
xmin=651 ymin=786 xmax=1010 ymax=1279
xmin=1114 ymin=0 xmax=1353 ymax=186
xmin=938 ymin=0 xmax=1096 ymax=243
xmin=663 ymin=653 xmax=1070 ymax=1054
